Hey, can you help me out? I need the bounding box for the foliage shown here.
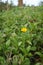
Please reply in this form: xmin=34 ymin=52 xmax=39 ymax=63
xmin=0 ymin=6 xmax=43 ymax=65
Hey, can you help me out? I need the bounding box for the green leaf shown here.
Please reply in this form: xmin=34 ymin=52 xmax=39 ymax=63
xmin=6 ymin=39 xmax=10 ymax=47
xmin=26 ymin=40 xmax=32 ymax=45
xmin=22 ymin=58 xmax=30 ymax=65
xmin=26 ymin=46 xmax=31 ymax=52
xmin=35 ymin=52 xmax=43 ymax=57
xmin=35 ymin=62 xmax=41 ymax=65
xmin=0 ymin=56 xmax=7 ymax=65
xmin=31 ymin=46 xmax=36 ymax=51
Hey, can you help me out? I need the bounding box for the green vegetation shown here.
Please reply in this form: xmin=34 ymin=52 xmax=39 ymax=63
xmin=0 ymin=6 xmax=43 ymax=65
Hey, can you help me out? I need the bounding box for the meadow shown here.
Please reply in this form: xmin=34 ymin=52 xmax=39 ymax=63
xmin=0 ymin=6 xmax=43 ymax=65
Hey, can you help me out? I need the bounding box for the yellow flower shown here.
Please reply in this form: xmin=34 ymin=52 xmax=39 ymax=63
xmin=21 ymin=27 xmax=27 ymax=32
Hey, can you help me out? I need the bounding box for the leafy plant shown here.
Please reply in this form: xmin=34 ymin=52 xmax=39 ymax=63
xmin=0 ymin=6 xmax=43 ymax=65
